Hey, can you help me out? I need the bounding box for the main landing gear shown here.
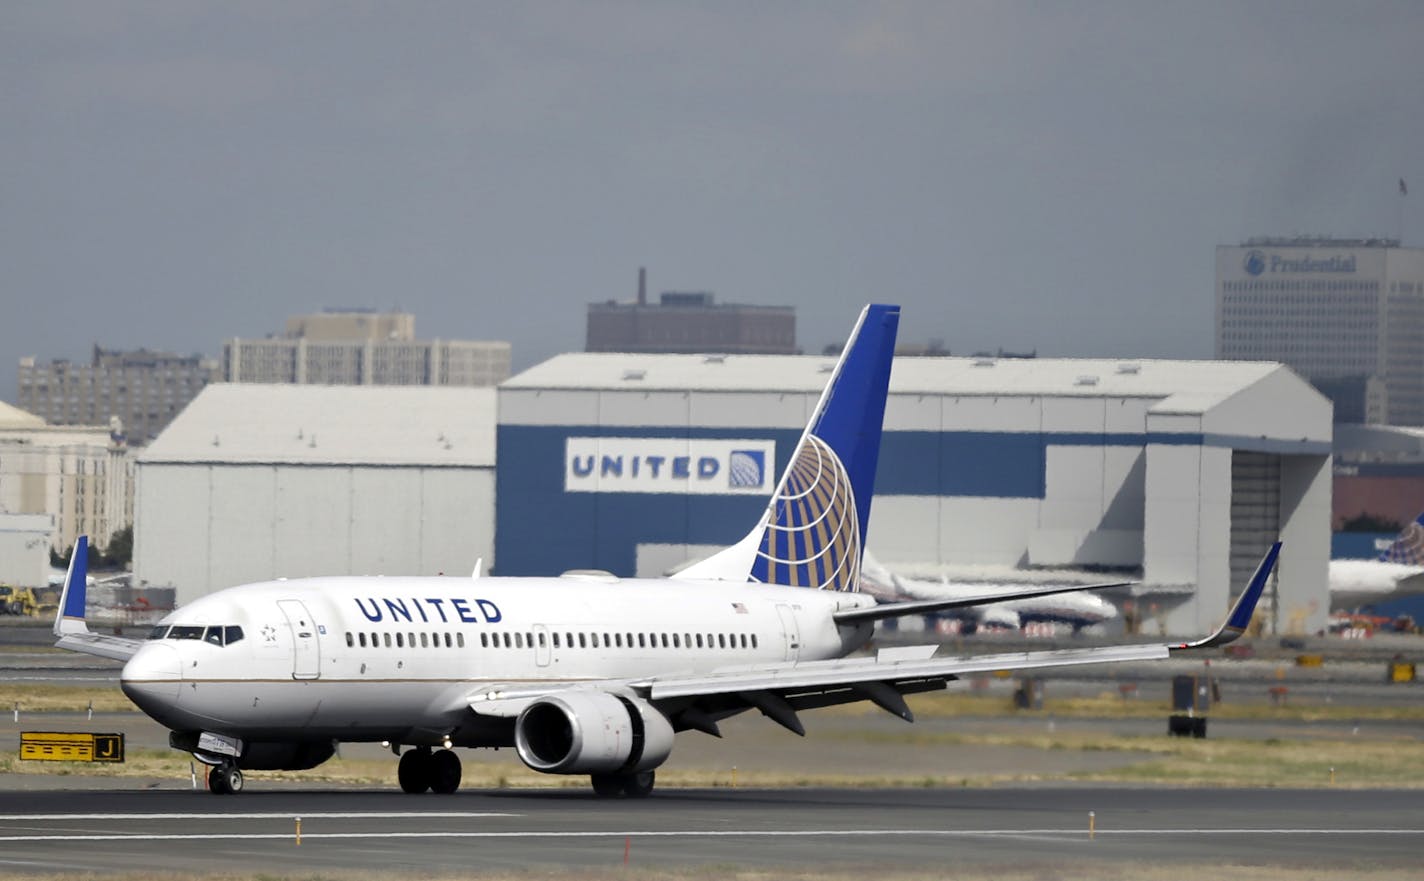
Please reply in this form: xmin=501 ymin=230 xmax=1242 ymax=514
xmin=207 ymin=762 xmax=244 ymax=795
xmin=398 ymin=747 xmax=463 ymax=794
xmin=590 ymin=770 xmax=655 ymax=798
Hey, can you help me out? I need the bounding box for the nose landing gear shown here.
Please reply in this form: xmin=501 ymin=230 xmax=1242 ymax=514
xmin=207 ymin=762 xmax=244 ymax=795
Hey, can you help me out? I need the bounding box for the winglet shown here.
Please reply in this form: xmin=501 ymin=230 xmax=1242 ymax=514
xmin=1172 ymin=541 xmax=1281 ymax=651
xmin=53 ymin=535 xmax=90 ymax=638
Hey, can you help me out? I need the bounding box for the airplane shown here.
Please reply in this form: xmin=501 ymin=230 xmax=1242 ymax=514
xmin=860 ymin=552 xmax=1120 ymax=634
xmin=1329 ymin=510 xmax=1424 ymax=610
xmin=53 ymin=303 xmax=1280 ymax=798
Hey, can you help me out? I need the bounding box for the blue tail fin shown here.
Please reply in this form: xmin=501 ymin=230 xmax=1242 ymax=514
xmin=1379 ymin=511 xmax=1424 ymax=564
xmin=678 ymin=304 xmax=900 ymax=590
xmin=53 ymin=535 xmax=90 ymax=637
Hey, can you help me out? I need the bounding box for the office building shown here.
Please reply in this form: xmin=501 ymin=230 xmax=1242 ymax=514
xmin=587 ymin=270 xmax=795 ymax=355
xmin=16 ymin=347 xmax=220 ymax=445
xmin=1217 ymin=237 xmax=1424 ymax=425
xmin=223 ymin=310 xmax=511 ymax=387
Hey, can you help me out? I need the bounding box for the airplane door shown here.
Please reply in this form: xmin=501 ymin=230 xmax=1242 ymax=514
xmin=277 ymin=600 xmax=320 ymax=680
xmin=533 ymin=624 xmax=551 ymax=667
xmin=775 ymin=604 xmax=801 ymax=662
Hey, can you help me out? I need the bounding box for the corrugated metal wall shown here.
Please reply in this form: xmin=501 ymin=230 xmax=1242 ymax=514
xmin=134 ymin=463 xmax=494 ymax=605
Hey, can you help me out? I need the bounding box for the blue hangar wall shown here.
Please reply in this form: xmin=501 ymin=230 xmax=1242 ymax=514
xmin=493 ymin=419 xmax=1189 ymax=577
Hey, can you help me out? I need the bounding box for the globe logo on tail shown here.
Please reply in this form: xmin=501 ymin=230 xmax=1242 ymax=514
xmin=750 ymin=435 xmax=861 ymax=592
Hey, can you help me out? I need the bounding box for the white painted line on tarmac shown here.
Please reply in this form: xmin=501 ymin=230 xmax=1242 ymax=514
xmin=0 ymin=828 xmax=1420 ymax=843
xmin=0 ymin=812 xmax=520 ymax=823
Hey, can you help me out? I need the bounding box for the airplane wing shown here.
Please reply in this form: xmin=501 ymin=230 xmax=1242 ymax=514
xmin=51 ymin=535 xmax=143 ymax=662
xmin=471 ymin=543 xmax=1279 ymax=735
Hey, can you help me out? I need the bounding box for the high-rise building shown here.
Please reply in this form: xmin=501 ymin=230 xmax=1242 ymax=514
xmin=16 ymin=347 xmax=220 ymax=445
xmin=0 ymin=401 xmax=133 ymax=554
xmin=587 ymin=269 xmax=796 ymax=355
xmin=224 ymin=310 xmax=511 ymax=387
xmin=1217 ymin=237 xmax=1424 ymax=425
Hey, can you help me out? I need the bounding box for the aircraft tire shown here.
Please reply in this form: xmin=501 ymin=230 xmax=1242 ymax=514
xmin=208 ymin=765 xmax=230 ymax=795
xmin=621 ymin=770 xmax=655 ymax=798
xmin=430 ymin=749 xmax=461 ymax=794
xmin=398 ymin=748 xmax=433 ymax=794
xmin=226 ymin=766 xmax=244 ymax=793
xmin=590 ymin=774 xmax=623 ymax=798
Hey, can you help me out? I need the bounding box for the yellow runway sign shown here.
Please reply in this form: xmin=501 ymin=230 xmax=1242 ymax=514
xmin=20 ymin=732 xmax=125 ymax=763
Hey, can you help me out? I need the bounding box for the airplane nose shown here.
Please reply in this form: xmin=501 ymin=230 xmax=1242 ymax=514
xmin=121 ymin=643 xmax=182 ymax=716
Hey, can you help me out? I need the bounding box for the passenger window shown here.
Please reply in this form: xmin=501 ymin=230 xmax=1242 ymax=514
xmin=740 ymin=634 xmax=747 ymax=649
xmin=695 ymin=634 xmax=703 ymax=648
xmin=673 ymin=634 xmax=680 ymax=648
xmin=538 ymin=632 xmax=547 ymax=648
xmin=503 ymin=633 xmax=512 ymax=648
xmin=408 ymin=633 xmax=415 ymax=648
xmin=614 ymin=633 xmax=623 ymax=648
xmin=444 ymin=633 xmax=452 ymax=648
xmin=359 ymin=632 xmax=367 ymax=648
xmin=515 ymin=633 xmax=524 ymax=649
xmin=661 ymin=634 xmax=669 ymax=648
xmin=420 ymin=633 xmax=428 ymax=648
xmin=224 ymin=626 xmax=244 ymax=645
xmin=396 ymin=633 xmax=404 ymax=648
xmin=480 ymin=633 xmax=489 ymax=648
xmin=637 ymin=634 xmax=646 ymax=649
xmin=717 ymin=634 xmax=726 ymax=649
xmin=553 ymin=633 xmax=561 ymax=649
xmin=383 ymin=633 xmax=392 ymax=648
xmin=578 ymin=633 xmax=587 ymax=648
xmin=148 ymin=625 xmax=169 ymax=640
xmin=457 ymin=633 xmax=465 ymax=648
xmin=346 ymin=632 xmax=354 ymax=648
xmin=752 ymin=634 xmax=758 ymax=649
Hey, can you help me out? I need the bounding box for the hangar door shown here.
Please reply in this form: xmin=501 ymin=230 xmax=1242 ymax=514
xmin=1230 ymin=451 xmax=1281 ymax=632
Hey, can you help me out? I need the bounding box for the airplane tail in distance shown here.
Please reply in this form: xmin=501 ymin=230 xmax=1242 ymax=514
xmin=678 ymin=304 xmax=900 ymax=592
xmin=1379 ymin=510 xmax=1424 ymax=565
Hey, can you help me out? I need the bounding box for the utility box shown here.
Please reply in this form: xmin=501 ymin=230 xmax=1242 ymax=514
xmin=1168 ymin=674 xmax=1211 ymax=738
xmin=1013 ymin=677 xmax=1044 ymax=710
xmin=1388 ymin=661 xmax=1416 ymax=683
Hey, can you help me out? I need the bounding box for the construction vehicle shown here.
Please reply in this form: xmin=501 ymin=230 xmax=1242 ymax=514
xmin=0 ymin=584 xmax=44 ymax=616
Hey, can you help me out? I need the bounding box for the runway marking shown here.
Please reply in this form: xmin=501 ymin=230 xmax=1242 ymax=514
xmin=0 ymin=812 xmax=518 ymax=821
xmin=1 ymin=829 xmax=1420 ymax=843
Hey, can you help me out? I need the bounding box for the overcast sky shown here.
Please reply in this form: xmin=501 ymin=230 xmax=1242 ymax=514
xmin=4 ymin=1 xmax=1423 ymax=404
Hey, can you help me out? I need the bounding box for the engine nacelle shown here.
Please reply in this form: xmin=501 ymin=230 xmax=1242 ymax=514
xmin=514 ymin=691 xmax=674 ymax=775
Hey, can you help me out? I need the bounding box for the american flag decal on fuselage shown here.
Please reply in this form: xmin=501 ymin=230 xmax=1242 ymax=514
xmin=749 ymin=435 xmax=860 ymax=592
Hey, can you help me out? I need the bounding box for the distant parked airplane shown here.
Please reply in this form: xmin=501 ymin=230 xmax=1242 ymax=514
xmin=860 ymin=552 xmax=1120 ymax=634
xmin=1330 ymin=510 xmax=1424 ymax=609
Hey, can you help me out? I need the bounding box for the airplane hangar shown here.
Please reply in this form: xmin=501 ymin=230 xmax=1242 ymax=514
xmin=497 ymin=353 xmax=1332 ymax=635
xmin=132 ymin=384 xmax=496 ymax=606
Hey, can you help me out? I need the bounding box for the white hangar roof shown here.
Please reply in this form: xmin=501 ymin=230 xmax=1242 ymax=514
xmin=139 ymin=384 xmax=496 ymax=467
xmin=0 ymin=401 xmax=45 ymax=430
xmin=507 ymin=353 xmax=1310 ymax=416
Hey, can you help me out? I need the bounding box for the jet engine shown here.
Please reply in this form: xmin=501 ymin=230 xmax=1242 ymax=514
xmin=514 ymin=691 xmax=674 ymax=775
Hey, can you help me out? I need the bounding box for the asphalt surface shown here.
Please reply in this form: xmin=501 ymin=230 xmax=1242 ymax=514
xmin=0 ymin=787 xmax=1421 ymax=875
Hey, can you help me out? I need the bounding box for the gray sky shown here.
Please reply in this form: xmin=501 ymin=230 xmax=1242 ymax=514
xmin=4 ymin=1 xmax=1423 ymax=404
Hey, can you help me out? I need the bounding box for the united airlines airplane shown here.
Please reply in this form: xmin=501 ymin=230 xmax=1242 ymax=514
xmin=53 ymin=304 xmax=1279 ymax=798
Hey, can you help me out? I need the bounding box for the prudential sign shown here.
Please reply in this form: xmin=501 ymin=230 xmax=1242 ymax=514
xmin=565 ymin=437 xmax=775 ymax=495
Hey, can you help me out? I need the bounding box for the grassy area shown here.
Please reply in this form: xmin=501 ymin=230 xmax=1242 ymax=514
xmin=5 ymin=728 xmax=1421 ymax=790
xmin=8 ymin=682 xmax=1424 ymax=723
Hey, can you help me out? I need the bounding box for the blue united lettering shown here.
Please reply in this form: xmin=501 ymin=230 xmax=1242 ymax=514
xmin=355 ymin=596 xmax=502 ymax=625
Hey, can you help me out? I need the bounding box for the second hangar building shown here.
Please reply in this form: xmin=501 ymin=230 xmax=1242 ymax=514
xmin=498 ymin=353 xmax=1331 ymax=635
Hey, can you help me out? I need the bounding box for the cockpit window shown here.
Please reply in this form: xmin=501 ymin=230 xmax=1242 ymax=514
xmin=203 ymin=626 xmax=223 ymax=645
xmin=169 ymin=625 xmax=205 ymax=640
xmin=148 ymin=625 xmax=170 ymax=640
xmin=224 ymin=626 xmax=244 ymax=645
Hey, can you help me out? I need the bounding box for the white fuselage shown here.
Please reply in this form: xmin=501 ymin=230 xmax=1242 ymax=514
xmin=120 ymin=574 xmax=877 ymax=746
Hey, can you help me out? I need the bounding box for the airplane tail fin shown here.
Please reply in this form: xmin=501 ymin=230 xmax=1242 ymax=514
xmin=677 ymin=304 xmax=900 ymax=591
xmin=53 ymin=535 xmax=90 ymax=638
xmin=1379 ymin=511 xmax=1424 ymax=564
